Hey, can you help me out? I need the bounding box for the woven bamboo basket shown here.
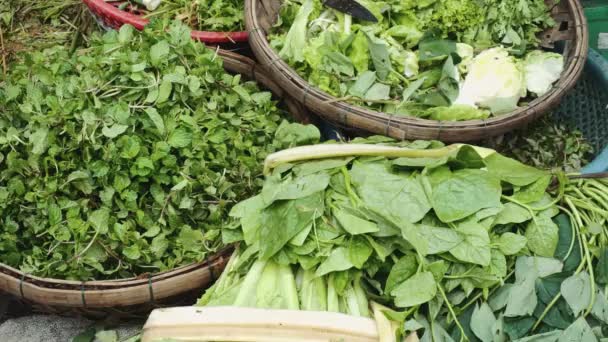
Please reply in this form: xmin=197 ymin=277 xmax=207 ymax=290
xmin=245 ymin=0 xmax=588 ymax=142
xmin=0 ymin=49 xmax=312 ymax=318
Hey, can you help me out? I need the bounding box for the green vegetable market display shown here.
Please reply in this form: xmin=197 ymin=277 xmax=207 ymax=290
xmin=198 ymin=140 xmax=608 ymax=341
xmin=0 ymin=21 xmax=317 ymax=281
xmin=268 ymin=0 xmax=565 ymax=121
xmin=135 ymin=0 xmax=245 ymax=32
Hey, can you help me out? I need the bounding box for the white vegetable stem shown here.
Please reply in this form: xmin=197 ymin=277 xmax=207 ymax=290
xmin=264 ymin=143 xmax=496 ymax=174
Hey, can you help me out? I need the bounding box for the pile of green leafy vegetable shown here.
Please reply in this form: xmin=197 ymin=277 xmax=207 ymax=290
xmin=199 ymin=140 xmax=608 ymax=341
xmin=0 ymin=21 xmax=316 ymax=280
xmin=485 ymin=115 xmax=594 ymax=173
xmin=134 ymin=0 xmax=244 ymax=32
xmin=269 ymin=0 xmax=564 ymax=121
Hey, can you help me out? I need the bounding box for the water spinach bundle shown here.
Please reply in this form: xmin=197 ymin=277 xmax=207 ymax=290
xmin=199 ymin=140 xmax=608 ymax=341
xmin=270 ymin=0 xmax=564 ymax=121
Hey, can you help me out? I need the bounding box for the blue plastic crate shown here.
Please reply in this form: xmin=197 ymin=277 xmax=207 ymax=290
xmin=553 ymin=49 xmax=608 ymax=173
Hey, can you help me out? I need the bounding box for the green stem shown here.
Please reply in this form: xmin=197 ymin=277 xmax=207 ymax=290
xmin=437 ymin=284 xmax=467 ymax=341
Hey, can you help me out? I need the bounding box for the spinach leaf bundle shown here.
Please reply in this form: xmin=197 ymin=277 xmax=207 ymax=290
xmin=0 ymin=21 xmax=304 ymax=280
xmin=200 ymin=140 xmax=591 ymax=339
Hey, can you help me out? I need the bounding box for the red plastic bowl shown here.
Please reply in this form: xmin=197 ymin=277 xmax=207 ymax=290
xmin=82 ymin=0 xmax=249 ymax=44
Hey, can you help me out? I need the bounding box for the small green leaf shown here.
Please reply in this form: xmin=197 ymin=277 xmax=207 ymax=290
xmin=102 ymin=124 xmax=128 ymax=139
xmin=145 ymin=108 xmax=165 ymax=135
xmin=315 ymin=247 xmax=355 ymax=277
xmin=150 ymin=40 xmax=170 ymax=66
xmin=88 ymin=208 xmax=110 ymax=234
xmin=168 ymin=128 xmax=192 ymax=148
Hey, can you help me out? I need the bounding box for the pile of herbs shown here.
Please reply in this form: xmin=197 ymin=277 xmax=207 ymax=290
xmin=136 ymin=0 xmax=244 ymax=32
xmin=199 ymin=140 xmax=608 ymax=341
xmin=485 ymin=115 xmax=594 ymax=173
xmin=269 ymin=0 xmax=564 ymax=121
xmin=0 ymin=21 xmax=313 ymax=280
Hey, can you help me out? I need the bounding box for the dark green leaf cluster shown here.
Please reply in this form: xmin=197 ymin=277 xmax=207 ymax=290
xmin=0 ymin=21 xmax=300 ymax=280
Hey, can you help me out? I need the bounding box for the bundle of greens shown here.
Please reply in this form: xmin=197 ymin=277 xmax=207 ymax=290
xmin=136 ymin=0 xmax=244 ymax=32
xmin=269 ymin=0 xmax=563 ymax=121
xmin=199 ymin=140 xmax=608 ymax=341
xmin=0 ymin=21 xmax=312 ymax=280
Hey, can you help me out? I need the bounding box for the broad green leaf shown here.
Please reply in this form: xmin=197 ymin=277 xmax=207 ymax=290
xmin=334 ymin=209 xmax=379 ymax=235
xmin=262 ymin=172 xmax=331 ymax=204
xmin=489 ymin=284 xmax=514 ymax=311
xmin=525 ymin=216 xmax=559 ymax=257
xmin=514 ymin=256 xmax=563 ymax=283
xmin=559 ymin=317 xmax=597 ymax=342
xmin=392 ymin=271 xmax=437 ymax=308
xmin=497 ymin=233 xmax=528 ymax=255
xmin=347 ymin=236 xmax=373 ymax=268
xmin=561 ymin=271 xmax=592 ymax=317
xmin=504 ymin=317 xmax=536 ymax=340
xmin=489 ymin=250 xmax=507 ymax=277
xmin=385 ymin=254 xmax=417 ymax=294
xmin=432 ymin=169 xmax=501 ymax=223
xmin=348 ymin=71 xmax=376 ymax=98
xmin=315 ymin=247 xmax=355 ymax=277
xmin=495 ymin=203 xmax=532 ymax=225
xmin=513 ymin=175 xmax=552 ymax=204
xmin=554 ymin=214 xmax=580 ymax=272
xmin=484 ymin=153 xmax=547 ymax=186
xmin=364 ymin=83 xmax=391 ymax=101
xmin=591 ymin=289 xmax=608 ymax=324
xmin=259 ymin=192 xmax=324 ymax=260
xmin=504 ymin=278 xmax=537 ymax=317
xmin=471 ymin=303 xmax=496 ymax=342
xmin=363 ymin=30 xmax=392 ymax=80
xmin=417 ymin=225 xmax=462 ymax=254
xmin=350 ymin=161 xmax=431 ymax=225
xmin=450 ymin=222 xmax=491 ymax=266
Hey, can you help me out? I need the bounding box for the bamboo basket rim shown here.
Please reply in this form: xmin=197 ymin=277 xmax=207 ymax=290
xmin=0 ymin=49 xmax=312 ymax=313
xmin=245 ymin=0 xmax=589 ymax=142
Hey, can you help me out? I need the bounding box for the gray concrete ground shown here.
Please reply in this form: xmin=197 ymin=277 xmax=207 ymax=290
xmin=0 ymin=314 xmax=141 ymax=342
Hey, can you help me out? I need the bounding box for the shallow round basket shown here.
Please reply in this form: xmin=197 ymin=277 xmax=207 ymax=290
xmin=246 ymin=0 xmax=588 ymax=142
xmin=83 ymin=0 xmax=248 ymax=44
xmin=0 ymin=49 xmax=312 ymax=318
